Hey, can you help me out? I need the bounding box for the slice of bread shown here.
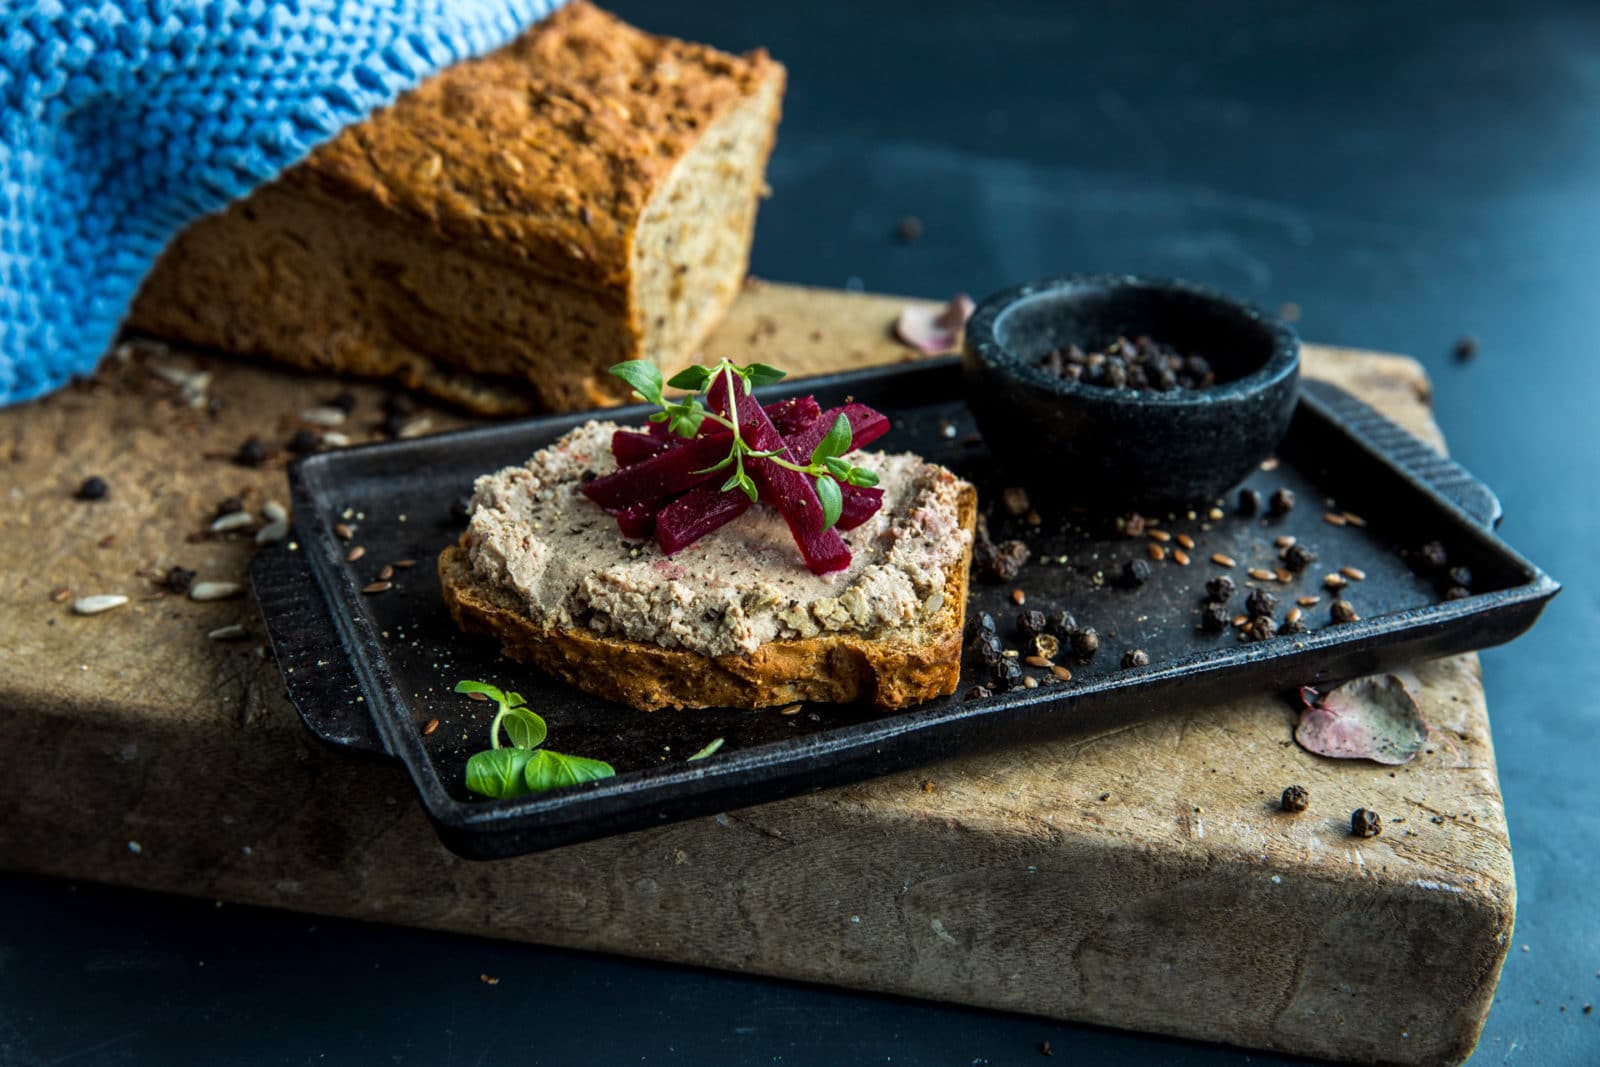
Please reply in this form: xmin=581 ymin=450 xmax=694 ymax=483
xmin=438 ymin=482 xmax=976 ymax=711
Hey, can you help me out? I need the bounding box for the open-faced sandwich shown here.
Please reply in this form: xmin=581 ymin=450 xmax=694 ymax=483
xmin=440 ymin=360 xmax=976 ymax=710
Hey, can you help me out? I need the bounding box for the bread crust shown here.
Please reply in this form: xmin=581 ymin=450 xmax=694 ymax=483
xmin=438 ymin=483 xmax=976 ymax=710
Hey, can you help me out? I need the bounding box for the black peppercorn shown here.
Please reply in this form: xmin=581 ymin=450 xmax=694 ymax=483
xmin=1071 ymin=627 xmax=1100 ymax=658
xmin=1283 ymin=543 xmax=1318 ymax=571
xmin=1331 ymin=599 xmax=1359 ymax=623
xmin=1237 ymin=488 xmax=1261 ymax=516
xmin=1417 ymin=540 xmax=1449 ymax=571
xmin=1281 ymin=785 xmax=1310 ymax=813
xmin=161 ymin=565 xmax=196 ymax=594
xmin=992 ymin=657 xmax=1024 ymax=690
xmin=1280 ymin=615 xmax=1309 ymax=635
xmin=1269 ymin=488 xmax=1295 ymax=516
xmin=328 ymin=390 xmax=357 ymax=414
xmin=1351 ymin=808 xmax=1382 ymax=838
xmin=1444 ymin=586 xmax=1471 ymax=601
xmin=1121 ymin=558 xmax=1152 ymax=588
xmin=1120 ymin=648 xmax=1149 ymax=669
xmin=380 ymin=412 xmax=410 ymax=438
xmin=1200 ymin=602 xmax=1231 ymax=632
xmin=965 ymin=685 xmax=993 ymax=701
xmin=75 ymin=475 xmax=108 ymax=501
xmin=384 ymin=393 xmax=417 ymax=416
xmin=1447 ymin=565 xmax=1473 ymax=588
xmin=287 ymin=428 xmax=320 ymax=455
xmin=1205 ymin=575 xmax=1236 ymax=602
xmin=1016 ymin=609 xmax=1047 ymax=638
xmin=1245 ymin=588 xmax=1278 ymax=618
xmin=972 ymin=631 xmax=1002 ymax=667
xmin=1246 ymin=615 xmax=1278 ymax=642
xmin=450 ymin=494 xmax=473 ymax=524
xmin=976 ymin=539 xmax=1030 ymax=583
xmin=235 ymin=436 xmax=266 ymax=467
xmin=1045 ymin=609 xmax=1077 ymax=639
xmin=964 ymin=611 xmax=997 ymax=644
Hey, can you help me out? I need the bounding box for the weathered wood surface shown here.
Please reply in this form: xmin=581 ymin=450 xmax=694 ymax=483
xmin=0 ymin=284 xmax=1507 ymax=1067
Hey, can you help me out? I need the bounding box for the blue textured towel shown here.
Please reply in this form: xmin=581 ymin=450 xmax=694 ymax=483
xmin=0 ymin=0 xmax=565 ymax=406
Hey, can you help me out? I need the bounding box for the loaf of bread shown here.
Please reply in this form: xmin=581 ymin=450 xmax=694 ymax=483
xmin=128 ymin=2 xmax=785 ymax=415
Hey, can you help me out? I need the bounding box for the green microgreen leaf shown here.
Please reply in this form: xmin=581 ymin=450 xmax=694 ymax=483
xmin=609 ymin=360 xmax=664 ymax=405
xmin=686 ymin=737 xmax=725 ymax=761
xmin=465 ymin=748 xmax=534 ymax=798
xmin=695 ymin=453 xmax=737 ymax=475
xmin=500 ymin=706 xmax=548 ymax=750
xmin=815 ymin=474 xmax=843 ymax=530
xmin=844 ymin=466 xmax=880 ymax=488
xmin=454 ymin=679 xmax=507 ymax=702
xmin=741 ymin=363 xmax=787 ymax=389
xmin=720 ymin=471 xmax=744 ymax=493
xmin=737 ymin=472 xmax=760 ymax=503
xmin=666 ymin=365 xmax=715 ymax=392
xmin=648 ymin=411 xmax=669 ymax=423
xmin=810 ymin=413 xmax=854 ymax=465
xmin=822 ymin=455 xmax=852 ymax=479
xmin=523 ymin=750 xmax=617 ymax=793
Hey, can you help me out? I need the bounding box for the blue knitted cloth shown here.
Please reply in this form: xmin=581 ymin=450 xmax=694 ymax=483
xmin=0 ymin=0 xmax=565 ymax=406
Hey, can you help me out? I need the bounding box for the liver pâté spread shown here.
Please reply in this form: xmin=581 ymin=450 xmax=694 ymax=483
xmin=465 ymin=421 xmax=971 ymax=657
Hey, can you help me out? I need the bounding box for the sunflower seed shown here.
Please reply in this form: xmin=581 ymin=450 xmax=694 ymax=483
xmin=72 ymin=594 xmax=128 ymax=615
xmin=207 ymin=624 xmax=248 ymax=641
xmin=254 ymin=518 xmax=290 ymax=545
xmin=262 ymin=501 xmax=288 ymax=523
xmin=299 ymin=406 xmax=348 ymax=427
xmin=210 ymin=511 xmax=254 ymax=533
xmin=189 ymin=581 xmax=243 ymax=601
xmin=321 ymin=432 xmax=352 ymax=447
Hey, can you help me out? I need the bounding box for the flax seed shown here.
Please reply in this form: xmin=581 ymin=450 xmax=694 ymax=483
xmin=422 ymin=718 xmax=440 ymax=736
xmin=1024 ymin=655 xmax=1053 ymax=669
xmin=1324 ymin=573 xmax=1348 ymax=590
xmin=1340 ymin=566 xmax=1367 ymax=581
xmin=779 ymin=703 xmax=802 ymax=716
xmin=50 ymin=586 xmax=71 ymax=602
xmin=1172 ymin=548 xmax=1191 ymax=566
xmin=1323 ymin=511 xmax=1348 ymax=526
xmin=1023 ymin=676 xmax=1039 ymax=689
xmin=1297 ymin=595 xmax=1321 ymax=607
xmin=1175 ymin=534 xmax=1195 ymax=550
xmin=1343 ymin=512 xmax=1367 ymax=527
xmin=467 ymin=691 xmax=490 ymax=702
xmin=334 ymin=523 xmax=354 ymax=541
xmin=1286 ymin=607 xmax=1303 ymax=624
xmin=1232 ymin=614 xmax=1249 ymax=628
xmin=1275 ymin=535 xmax=1296 ymax=549
xmin=1147 ymin=529 xmax=1172 ymax=543
xmin=362 ymin=580 xmax=392 ymax=594
xmin=1147 ymin=543 xmax=1167 ymax=561
xmin=1261 ymin=457 xmax=1279 ymax=471
xmin=1050 ymin=665 xmax=1073 ymax=682
xmin=1011 ymin=589 xmax=1026 ymax=605
xmin=345 ymin=546 xmax=366 ymax=562
xmin=1211 ymin=553 xmax=1236 ymax=567
xmin=1248 ymin=568 xmax=1276 ymax=582
xmin=378 ymin=564 xmax=395 ymax=581
xmin=1276 ymin=568 xmax=1294 ymax=584
xmin=392 ymin=558 xmax=417 ymax=569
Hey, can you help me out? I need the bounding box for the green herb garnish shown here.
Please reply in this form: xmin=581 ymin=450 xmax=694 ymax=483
xmin=686 ymin=737 xmax=725 ymax=761
xmin=609 ymin=358 xmax=879 ymax=529
xmin=456 ymin=680 xmax=615 ymax=799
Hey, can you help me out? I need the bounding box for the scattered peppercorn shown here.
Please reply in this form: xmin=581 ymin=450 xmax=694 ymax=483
xmin=1416 ymin=540 xmax=1449 ymax=571
xmin=235 ymin=436 xmax=266 ymax=467
xmin=384 ymin=392 xmax=418 ymax=416
xmin=161 ymin=565 xmax=196 ymax=594
xmin=1281 ymin=785 xmax=1310 ymax=812
xmin=1045 ymin=609 xmax=1077 ymax=639
xmin=1447 ymin=565 xmax=1473 ymax=588
xmin=973 ymin=537 xmax=1031 ymax=582
xmin=1121 ymin=558 xmax=1152 ymax=588
xmin=1283 ymin=543 xmax=1317 ymax=571
xmin=1269 ymin=488 xmax=1295 ymax=516
xmin=1071 ymin=627 xmax=1100 ymax=659
xmin=1245 ymin=588 xmax=1278 ymax=618
xmin=1444 ymin=586 xmax=1472 ymax=601
xmin=1331 ymin=599 xmax=1359 ymax=623
xmin=1036 ymin=335 xmax=1218 ymax=393
xmin=1016 ymin=609 xmax=1047 ymax=638
xmin=965 ymin=685 xmax=993 ymax=701
xmin=1205 ymin=575 xmax=1236 ymax=602
xmin=992 ymin=657 xmax=1024 ymax=690
xmin=1237 ymin=488 xmax=1262 ymax=516
xmin=328 ymin=390 xmax=357 ymax=414
xmin=1245 ymin=615 xmax=1278 ymax=642
xmin=75 ymin=475 xmax=109 ymax=501
xmin=1200 ymin=602 xmax=1231 ymax=632
xmin=1280 ymin=614 xmax=1308 ymax=635
xmin=1351 ymin=808 xmax=1382 ymax=837
xmin=450 ymin=494 xmax=473 ymax=524
xmin=974 ymin=630 xmax=1004 ymax=667
xmin=1121 ymin=649 xmax=1149 ymax=669
xmin=287 ymin=428 xmax=320 ymax=454
xmin=965 ymin=611 xmax=997 ymax=644
xmin=1031 ymin=633 xmax=1061 ymax=660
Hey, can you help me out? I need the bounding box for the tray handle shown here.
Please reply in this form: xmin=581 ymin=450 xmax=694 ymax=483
xmin=1301 ymin=380 xmax=1502 ymax=529
xmin=249 ymin=538 xmax=393 ymax=759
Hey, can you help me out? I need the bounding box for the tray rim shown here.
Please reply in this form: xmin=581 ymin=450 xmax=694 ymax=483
xmin=260 ymin=359 xmax=1560 ymax=857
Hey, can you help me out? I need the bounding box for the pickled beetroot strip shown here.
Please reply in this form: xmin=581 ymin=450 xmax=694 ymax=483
xmin=609 ymin=396 xmax=824 ymax=469
xmin=582 ymin=434 xmax=733 ymax=509
xmin=611 ymin=429 xmax=673 ymax=467
xmin=655 ymin=483 xmax=752 ymax=555
xmin=711 ymin=376 xmax=851 ymax=575
xmin=782 ymin=403 xmax=890 ymax=458
xmin=613 ymin=502 xmax=657 ymax=540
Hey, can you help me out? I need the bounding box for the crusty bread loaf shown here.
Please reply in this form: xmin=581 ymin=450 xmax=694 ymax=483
xmin=127 ymin=2 xmax=785 ymax=415
xmin=437 ymin=483 xmax=977 ymax=711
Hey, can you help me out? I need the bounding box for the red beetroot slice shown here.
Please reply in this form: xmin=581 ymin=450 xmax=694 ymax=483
xmin=836 ymin=485 xmax=884 ymax=531
xmin=611 ymin=397 xmax=822 ymax=469
xmin=581 ymin=434 xmax=731 ymax=510
xmin=611 ymin=429 xmax=672 ymax=467
xmin=655 ymin=482 xmax=752 ymax=555
xmin=613 ymin=502 xmax=657 ymax=540
xmin=764 ymin=395 xmax=823 ymax=435
xmin=783 ymin=403 xmax=890 ymax=458
xmin=710 ymin=377 xmax=851 ymax=575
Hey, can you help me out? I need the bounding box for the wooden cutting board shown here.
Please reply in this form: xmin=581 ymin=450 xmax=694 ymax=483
xmin=0 ymin=283 xmax=1511 ymax=1067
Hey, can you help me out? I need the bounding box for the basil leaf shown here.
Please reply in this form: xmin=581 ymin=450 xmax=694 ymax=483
xmin=686 ymin=737 xmax=724 ymax=761
xmin=523 ymin=749 xmax=616 ymax=793
xmin=499 ymin=706 xmax=548 ymax=750
xmin=454 ymin=679 xmax=507 ymax=704
xmin=465 ymin=748 xmax=534 ymax=798
xmin=741 ymin=363 xmax=787 ymax=389
xmin=810 ymin=414 xmax=853 ymax=465
xmin=609 ymin=360 xmax=664 ymax=404
xmin=815 ymin=474 xmax=843 ymax=530
xmin=845 ymin=466 xmax=880 ymax=488
xmin=666 ymin=365 xmax=714 ymax=392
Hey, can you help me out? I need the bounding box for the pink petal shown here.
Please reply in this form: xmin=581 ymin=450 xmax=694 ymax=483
xmin=1294 ymin=675 xmax=1427 ymax=765
xmin=894 ymin=293 xmax=975 ymax=355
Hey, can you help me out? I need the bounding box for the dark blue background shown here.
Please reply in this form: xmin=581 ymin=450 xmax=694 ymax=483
xmin=3 ymin=1 xmax=1596 ymax=1063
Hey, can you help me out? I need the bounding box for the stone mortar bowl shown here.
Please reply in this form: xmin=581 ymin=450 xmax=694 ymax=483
xmin=962 ymin=275 xmax=1301 ymax=509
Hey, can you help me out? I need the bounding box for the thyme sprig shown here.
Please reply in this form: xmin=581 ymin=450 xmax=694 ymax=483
xmin=610 ymin=359 xmax=879 ymax=529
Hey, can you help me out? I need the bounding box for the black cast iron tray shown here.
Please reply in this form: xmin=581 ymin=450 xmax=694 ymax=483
xmin=251 ymin=358 xmax=1557 ymax=859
